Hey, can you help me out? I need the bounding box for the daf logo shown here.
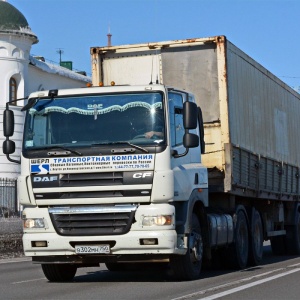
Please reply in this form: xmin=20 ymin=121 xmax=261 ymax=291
xmin=133 ymin=172 xmax=152 ymax=179
xmin=87 ymin=104 xmax=103 ymax=109
xmin=33 ymin=176 xmax=58 ymax=182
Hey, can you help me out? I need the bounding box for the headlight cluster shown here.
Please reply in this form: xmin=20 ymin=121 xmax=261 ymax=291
xmin=23 ymin=218 xmax=46 ymax=229
xmin=142 ymin=215 xmax=173 ymax=226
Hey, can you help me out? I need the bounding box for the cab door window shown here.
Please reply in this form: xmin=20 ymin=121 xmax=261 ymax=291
xmin=168 ymin=92 xmax=184 ymax=147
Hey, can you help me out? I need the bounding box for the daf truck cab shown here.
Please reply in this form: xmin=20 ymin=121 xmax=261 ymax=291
xmin=3 ymin=84 xmax=210 ymax=281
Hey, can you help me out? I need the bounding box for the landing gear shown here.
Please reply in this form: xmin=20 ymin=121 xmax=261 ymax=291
xmin=271 ymin=206 xmax=300 ymax=256
xmin=286 ymin=207 xmax=300 ymax=255
xmin=41 ymin=264 xmax=77 ymax=282
xmin=270 ymin=235 xmax=286 ymax=255
xmin=170 ymin=213 xmax=203 ymax=280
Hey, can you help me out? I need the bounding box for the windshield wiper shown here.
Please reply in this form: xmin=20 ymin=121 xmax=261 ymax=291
xmin=32 ymin=146 xmax=82 ymax=156
xmin=92 ymin=141 xmax=149 ymax=153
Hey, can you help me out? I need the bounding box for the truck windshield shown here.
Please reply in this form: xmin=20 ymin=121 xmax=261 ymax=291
xmin=23 ymin=92 xmax=165 ymax=150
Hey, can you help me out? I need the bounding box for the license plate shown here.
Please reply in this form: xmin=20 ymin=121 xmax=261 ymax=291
xmin=75 ymin=245 xmax=110 ymax=254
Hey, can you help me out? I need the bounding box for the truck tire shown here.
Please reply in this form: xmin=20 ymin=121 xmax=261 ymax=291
xmin=41 ymin=264 xmax=77 ymax=282
xmin=227 ymin=209 xmax=249 ymax=269
xmin=286 ymin=209 xmax=300 ymax=255
xmin=248 ymin=209 xmax=263 ymax=266
xmin=170 ymin=213 xmax=203 ymax=281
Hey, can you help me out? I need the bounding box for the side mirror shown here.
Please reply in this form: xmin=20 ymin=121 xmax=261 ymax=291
xmin=3 ymin=139 xmax=16 ymax=155
xmin=184 ymin=133 xmax=199 ymax=148
xmin=183 ymin=101 xmax=197 ymax=129
xmin=3 ymin=109 xmax=15 ymax=137
xmin=173 ymin=100 xmax=200 ymax=158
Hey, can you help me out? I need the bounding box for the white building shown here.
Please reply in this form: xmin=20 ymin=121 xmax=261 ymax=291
xmin=0 ymin=0 xmax=91 ymax=182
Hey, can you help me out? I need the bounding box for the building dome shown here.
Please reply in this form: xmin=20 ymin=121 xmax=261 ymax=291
xmin=0 ymin=1 xmax=37 ymax=43
xmin=0 ymin=1 xmax=29 ymax=30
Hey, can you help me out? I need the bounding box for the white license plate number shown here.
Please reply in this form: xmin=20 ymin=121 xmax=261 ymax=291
xmin=75 ymin=245 xmax=110 ymax=254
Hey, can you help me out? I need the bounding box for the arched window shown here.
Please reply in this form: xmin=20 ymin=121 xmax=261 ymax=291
xmin=9 ymin=77 xmax=17 ymax=105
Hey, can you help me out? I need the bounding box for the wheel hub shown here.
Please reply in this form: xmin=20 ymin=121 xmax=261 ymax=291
xmin=189 ymin=231 xmax=203 ymax=263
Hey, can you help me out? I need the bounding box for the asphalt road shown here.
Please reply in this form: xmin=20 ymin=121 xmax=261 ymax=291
xmin=1 ymin=245 xmax=300 ymax=300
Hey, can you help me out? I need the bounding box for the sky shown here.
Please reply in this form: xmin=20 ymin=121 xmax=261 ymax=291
xmin=8 ymin=0 xmax=300 ymax=88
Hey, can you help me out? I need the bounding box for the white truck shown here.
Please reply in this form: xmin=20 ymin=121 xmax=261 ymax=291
xmin=3 ymin=35 xmax=300 ymax=281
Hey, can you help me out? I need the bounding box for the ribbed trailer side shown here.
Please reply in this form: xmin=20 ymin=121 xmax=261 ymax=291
xmin=224 ymin=40 xmax=300 ymax=200
xmin=226 ymin=40 xmax=300 ymax=164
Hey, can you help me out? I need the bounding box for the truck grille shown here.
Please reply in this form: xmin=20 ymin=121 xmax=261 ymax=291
xmin=59 ymin=172 xmax=123 ymax=187
xmin=49 ymin=205 xmax=137 ymax=236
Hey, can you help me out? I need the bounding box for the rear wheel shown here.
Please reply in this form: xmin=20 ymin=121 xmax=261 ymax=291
xmin=227 ymin=209 xmax=249 ymax=269
xmin=248 ymin=209 xmax=264 ymax=266
xmin=170 ymin=213 xmax=203 ymax=280
xmin=41 ymin=264 xmax=77 ymax=282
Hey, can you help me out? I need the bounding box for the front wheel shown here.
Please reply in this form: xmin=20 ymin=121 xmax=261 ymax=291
xmin=170 ymin=213 xmax=203 ymax=281
xmin=41 ymin=264 xmax=77 ymax=282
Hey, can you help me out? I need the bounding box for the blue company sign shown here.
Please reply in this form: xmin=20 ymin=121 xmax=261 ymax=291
xmin=30 ymin=155 xmax=154 ymax=173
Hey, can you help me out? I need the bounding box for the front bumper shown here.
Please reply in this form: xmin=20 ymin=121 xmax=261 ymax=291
xmin=24 ymin=229 xmax=178 ymax=254
xmin=22 ymin=203 xmax=185 ymax=262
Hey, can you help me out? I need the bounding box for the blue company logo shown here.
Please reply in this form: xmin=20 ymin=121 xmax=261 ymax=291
xmin=31 ymin=164 xmax=50 ymax=174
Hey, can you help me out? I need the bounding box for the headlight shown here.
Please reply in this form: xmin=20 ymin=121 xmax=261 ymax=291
xmin=142 ymin=215 xmax=173 ymax=226
xmin=23 ymin=218 xmax=46 ymax=229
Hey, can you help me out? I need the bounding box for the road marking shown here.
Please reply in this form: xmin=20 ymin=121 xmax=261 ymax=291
xmin=12 ymin=278 xmax=46 ymax=284
xmin=199 ymin=267 xmax=300 ymax=300
xmin=288 ymin=262 xmax=300 ymax=267
xmin=172 ymin=269 xmax=284 ymax=300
